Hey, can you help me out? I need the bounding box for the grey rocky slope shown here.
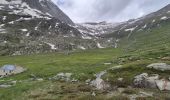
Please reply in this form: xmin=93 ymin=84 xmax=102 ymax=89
xmin=98 ymin=4 xmax=170 ymax=48
xmin=0 ymin=0 xmax=74 ymax=25
xmin=76 ymin=21 xmax=121 ymax=48
xmin=0 ymin=0 xmax=170 ymax=56
xmin=24 ymin=0 xmax=74 ymax=25
xmin=76 ymin=4 xmax=170 ymax=49
xmin=0 ymin=0 xmax=100 ymax=55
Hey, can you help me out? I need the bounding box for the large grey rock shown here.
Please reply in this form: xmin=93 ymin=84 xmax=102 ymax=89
xmin=91 ymin=66 xmax=124 ymax=90
xmin=109 ymin=65 xmax=123 ymax=70
xmin=134 ymin=73 xmax=170 ymax=91
xmin=147 ymin=63 xmax=170 ymax=71
xmin=91 ymin=78 xmax=110 ymax=90
xmin=0 ymin=84 xmax=12 ymax=88
xmin=91 ymin=71 xmax=110 ymax=90
xmin=133 ymin=73 xmax=159 ymax=88
xmin=156 ymin=79 xmax=170 ymax=91
xmin=49 ymin=72 xmax=73 ymax=82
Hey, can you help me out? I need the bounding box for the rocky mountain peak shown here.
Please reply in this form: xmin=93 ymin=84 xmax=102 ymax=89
xmin=0 ymin=0 xmax=74 ymax=25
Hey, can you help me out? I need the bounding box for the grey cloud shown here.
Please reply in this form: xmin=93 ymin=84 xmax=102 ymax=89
xmin=93 ymin=0 xmax=132 ymax=16
xmin=52 ymin=0 xmax=170 ymax=23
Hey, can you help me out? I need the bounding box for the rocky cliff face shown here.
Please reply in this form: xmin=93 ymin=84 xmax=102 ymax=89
xmin=0 ymin=0 xmax=74 ymax=25
xmin=0 ymin=0 xmax=99 ymax=55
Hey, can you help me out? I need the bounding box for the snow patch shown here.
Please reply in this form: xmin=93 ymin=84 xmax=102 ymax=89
xmin=77 ymin=22 xmax=118 ymax=36
xmin=160 ymin=16 xmax=168 ymax=20
xmin=45 ymin=42 xmax=57 ymax=50
xmin=20 ymin=2 xmax=45 ymax=18
xmin=8 ymin=21 xmax=14 ymax=24
xmin=35 ymin=22 xmax=41 ymax=30
xmin=55 ymin=23 xmax=59 ymax=27
xmin=0 ymin=24 xmax=5 ymax=27
xmin=142 ymin=24 xmax=147 ymax=29
xmin=78 ymin=46 xmax=86 ymax=50
xmin=48 ymin=26 xmax=52 ymax=30
xmin=20 ymin=29 xmax=28 ymax=32
xmin=26 ymin=32 xmax=30 ymax=37
xmin=125 ymin=26 xmax=137 ymax=32
xmin=0 ymin=29 xmax=6 ymax=33
xmin=1 ymin=0 xmax=51 ymax=19
xmin=97 ymin=43 xmax=104 ymax=48
xmin=3 ymin=41 xmax=7 ymax=43
xmin=2 ymin=16 xmax=6 ymax=21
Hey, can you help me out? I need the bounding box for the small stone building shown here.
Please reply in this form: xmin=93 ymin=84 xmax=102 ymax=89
xmin=2 ymin=65 xmax=16 ymax=74
xmin=0 ymin=64 xmax=26 ymax=78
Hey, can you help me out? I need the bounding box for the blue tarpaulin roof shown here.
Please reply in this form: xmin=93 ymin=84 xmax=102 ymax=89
xmin=1 ymin=65 xmax=16 ymax=71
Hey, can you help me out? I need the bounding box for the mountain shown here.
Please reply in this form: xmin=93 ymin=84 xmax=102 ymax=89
xmin=99 ymin=4 xmax=170 ymax=50
xmin=1 ymin=3 xmax=170 ymax=100
xmin=0 ymin=0 xmax=74 ymax=25
xmin=76 ymin=21 xmax=119 ymax=37
xmin=75 ymin=21 xmax=121 ymax=48
xmin=0 ymin=0 xmax=99 ymax=55
xmin=0 ymin=1 xmax=170 ymax=56
xmin=77 ymin=4 xmax=170 ymax=50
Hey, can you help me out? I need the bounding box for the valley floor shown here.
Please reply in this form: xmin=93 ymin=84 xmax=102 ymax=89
xmin=0 ymin=48 xmax=170 ymax=100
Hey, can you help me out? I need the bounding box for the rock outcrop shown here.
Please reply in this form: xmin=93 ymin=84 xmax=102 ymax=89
xmin=133 ymin=73 xmax=159 ymax=89
xmin=91 ymin=71 xmax=110 ymax=90
xmin=147 ymin=63 xmax=170 ymax=71
xmin=156 ymin=79 xmax=170 ymax=91
xmin=0 ymin=0 xmax=99 ymax=56
xmin=134 ymin=73 xmax=170 ymax=91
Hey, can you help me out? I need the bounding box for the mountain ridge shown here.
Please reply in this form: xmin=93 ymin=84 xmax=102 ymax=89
xmin=0 ymin=1 xmax=170 ymax=55
xmin=0 ymin=0 xmax=74 ymax=25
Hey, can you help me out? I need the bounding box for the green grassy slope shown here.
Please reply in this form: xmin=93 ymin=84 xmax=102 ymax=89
xmin=0 ymin=45 xmax=170 ymax=99
xmin=0 ymin=48 xmax=123 ymax=100
xmin=119 ymin=19 xmax=170 ymax=53
xmin=1 ymin=20 xmax=170 ymax=99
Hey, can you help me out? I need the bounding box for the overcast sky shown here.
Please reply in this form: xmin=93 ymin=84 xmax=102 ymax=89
xmin=52 ymin=0 xmax=170 ymax=23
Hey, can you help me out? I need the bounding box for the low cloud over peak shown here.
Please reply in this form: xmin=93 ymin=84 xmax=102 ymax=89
xmin=52 ymin=0 xmax=170 ymax=23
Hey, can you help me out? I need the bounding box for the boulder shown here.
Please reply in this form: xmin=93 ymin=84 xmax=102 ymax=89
xmin=11 ymin=81 xmax=17 ymax=84
xmin=91 ymin=71 xmax=110 ymax=90
xmin=91 ymin=78 xmax=110 ymax=90
xmin=161 ymin=57 xmax=170 ymax=61
xmin=118 ymin=78 xmax=124 ymax=81
xmin=49 ymin=72 xmax=73 ymax=82
xmin=156 ymin=79 xmax=170 ymax=91
xmin=92 ymin=92 xmax=96 ymax=96
xmin=117 ymin=88 xmax=125 ymax=93
xmin=134 ymin=73 xmax=170 ymax=91
xmin=0 ymin=85 xmax=12 ymax=88
xmin=36 ymin=78 xmax=44 ymax=81
xmin=133 ymin=73 xmax=159 ymax=88
xmin=104 ymin=63 xmax=112 ymax=65
xmin=146 ymin=63 xmax=170 ymax=71
xmin=109 ymin=65 xmax=123 ymax=70
xmin=85 ymin=79 xmax=91 ymax=84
